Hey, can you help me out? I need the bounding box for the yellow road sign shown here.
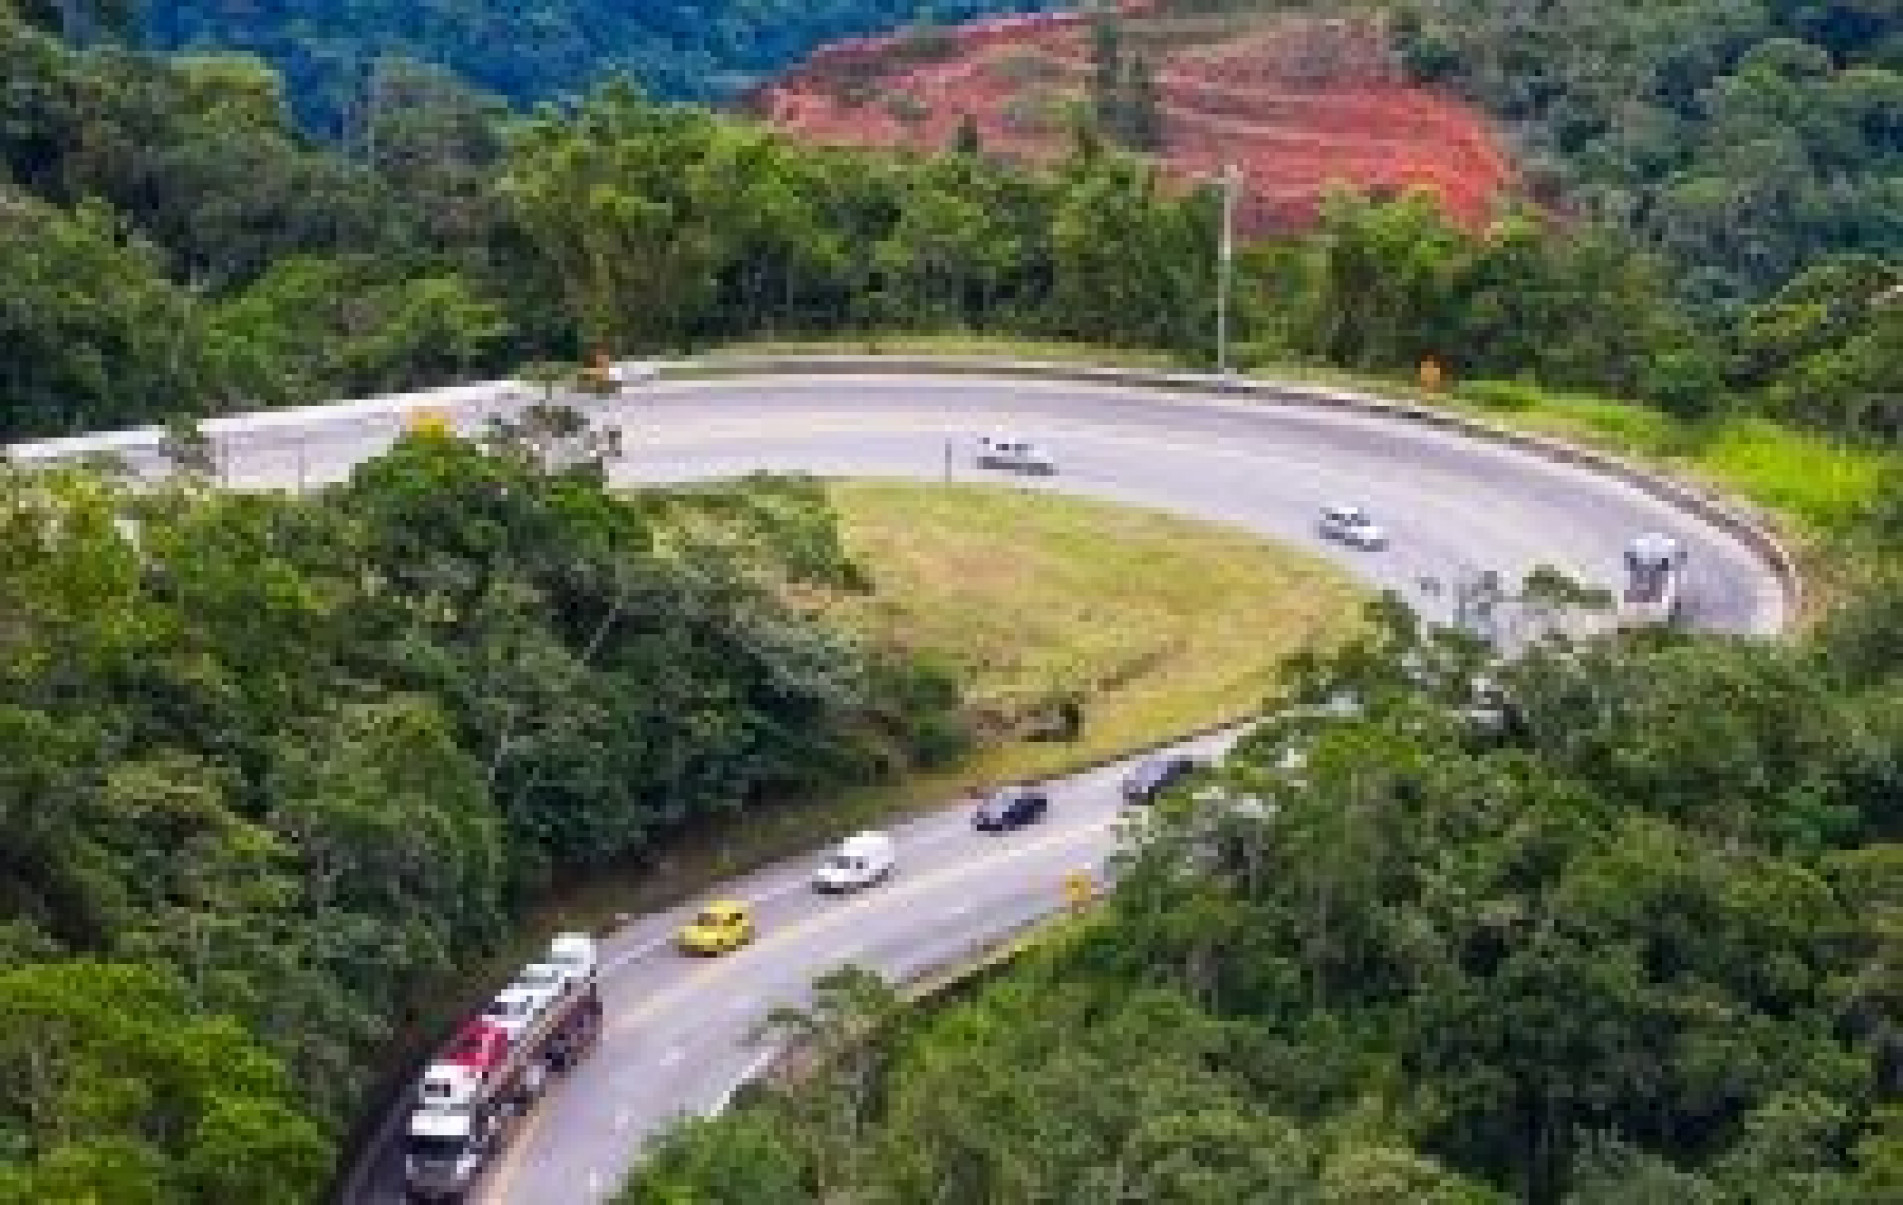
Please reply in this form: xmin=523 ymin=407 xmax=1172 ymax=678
xmin=406 ymin=407 xmax=451 ymax=434
xmin=1064 ymin=869 xmax=1095 ymax=909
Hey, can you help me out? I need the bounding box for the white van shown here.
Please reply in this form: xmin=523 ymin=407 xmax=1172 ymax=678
xmin=813 ymin=830 xmax=896 ymax=892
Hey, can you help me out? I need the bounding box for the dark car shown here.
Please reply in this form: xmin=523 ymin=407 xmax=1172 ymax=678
xmin=973 ymin=786 xmax=1050 ymax=832
xmin=1120 ymin=754 xmax=1203 ymax=806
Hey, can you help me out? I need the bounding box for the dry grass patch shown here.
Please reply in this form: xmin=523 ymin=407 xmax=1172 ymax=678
xmin=823 ymin=479 xmax=1363 ymax=789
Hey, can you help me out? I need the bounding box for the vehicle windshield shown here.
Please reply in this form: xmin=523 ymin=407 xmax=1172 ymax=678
xmin=404 ymin=1134 xmax=467 ymax=1163
xmin=827 ymin=855 xmax=862 ymax=871
xmin=695 ymin=909 xmax=730 ymax=927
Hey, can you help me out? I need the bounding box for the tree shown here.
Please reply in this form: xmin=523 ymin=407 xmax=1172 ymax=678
xmin=500 ymin=83 xmax=726 ymax=355
xmin=0 ymin=960 xmax=327 ymax=1204
xmin=0 ymin=198 xmax=213 ymax=437
xmin=753 ymin=966 xmax=905 ymax=1193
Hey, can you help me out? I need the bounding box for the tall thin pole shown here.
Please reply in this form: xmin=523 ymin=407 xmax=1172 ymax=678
xmin=1216 ymin=162 xmax=1239 ymax=377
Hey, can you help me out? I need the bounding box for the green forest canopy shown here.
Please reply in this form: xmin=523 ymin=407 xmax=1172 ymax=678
xmin=0 ymin=2 xmax=1899 ymax=1198
xmin=112 ymin=0 xmax=1903 ymax=311
xmin=2 ymin=3 xmax=1899 ymax=453
xmin=0 ymin=419 xmax=967 ymax=1201
xmin=625 ymin=588 xmax=1903 ymax=1204
xmin=3 ymin=2 xmax=1903 ymax=453
xmin=140 ymin=0 xmax=1062 ymax=133
xmin=1392 ymin=0 xmax=1903 ymax=303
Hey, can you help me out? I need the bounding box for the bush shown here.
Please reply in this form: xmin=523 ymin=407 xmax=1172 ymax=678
xmin=1457 ymin=378 xmax=1542 ymax=411
xmin=1697 ymin=418 xmax=1891 ymax=532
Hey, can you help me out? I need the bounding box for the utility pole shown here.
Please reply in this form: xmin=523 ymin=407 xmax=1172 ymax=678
xmin=1216 ymin=162 xmax=1240 ymax=378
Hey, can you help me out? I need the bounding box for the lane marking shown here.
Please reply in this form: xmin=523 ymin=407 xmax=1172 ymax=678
xmin=476 ymin=814 xmax=1113 ymax=1203
xmin=908 ymin=826 xmax=966 ymax=849
xmin=709 ymin=1049 xmax=779 ymax=1115
xmin=601 ymin=935 xmax=669 ymax=976
xmin=748 ymin=876 xmax=815 ymax=906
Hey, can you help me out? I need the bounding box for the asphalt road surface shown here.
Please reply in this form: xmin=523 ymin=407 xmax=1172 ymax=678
xmin=7 ymin=373 xmax=1789 ymax=1203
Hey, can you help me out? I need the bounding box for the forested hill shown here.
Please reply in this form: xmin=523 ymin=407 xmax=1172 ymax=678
xmin=143 ymin=0 xmax=1059 ymax=133
xmin=1392 ymin=0 xmax=1902 ymax=304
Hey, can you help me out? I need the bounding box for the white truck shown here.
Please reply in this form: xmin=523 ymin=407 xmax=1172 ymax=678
xmin=402 ymin=933 xmax=603 ymax=1202
xmin=1618 ymin=533 xmax=1686 ymax=628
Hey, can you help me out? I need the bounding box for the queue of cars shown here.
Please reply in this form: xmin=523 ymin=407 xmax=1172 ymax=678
xmin=669 ymin=753 xmax=1216 ymax=955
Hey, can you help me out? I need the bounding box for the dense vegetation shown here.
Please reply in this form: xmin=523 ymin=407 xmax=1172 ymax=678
xmin=140 ymin=0 xmax=1059 ymax=133
xmin=1 ymin=3 xmax=1901 ymax=1195
xmin=1392 ymin=0 xmax=1903 ymax=307
xmin=0 ymin=416 xmax=967 ymax=1200
xmin=1 ymin=1 xmax=1896 ymax=449
xmin=625 ymin=581 xmax=1903 ymax=1203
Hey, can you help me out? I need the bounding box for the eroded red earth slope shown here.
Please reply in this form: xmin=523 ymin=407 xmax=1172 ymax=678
xmin=745 ymin=5 xmax=1513 ymax=234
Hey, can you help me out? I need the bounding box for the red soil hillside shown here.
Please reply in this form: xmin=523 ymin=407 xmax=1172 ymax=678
xmin=745 ymin=5 xmax=1514 ymax=234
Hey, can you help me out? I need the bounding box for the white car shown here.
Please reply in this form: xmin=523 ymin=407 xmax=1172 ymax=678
xmin=1318 ymin=505 xmax=1387 ymax=550
xmin=479 ymin=987 xmax=546 ymax=1041
xmin=545 ymin=932 xmax=598 ymax=984
xmin=812 ymin=830 xmax=896 ymax=892
xmin=976 ymin=436 xmax=1056 ymax=475
xmin=510 ymin=961 xmax=575 ymax=999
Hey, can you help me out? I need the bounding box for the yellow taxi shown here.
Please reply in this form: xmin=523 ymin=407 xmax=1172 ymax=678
xmin=676 ymin=900 xmax=755 ymax=955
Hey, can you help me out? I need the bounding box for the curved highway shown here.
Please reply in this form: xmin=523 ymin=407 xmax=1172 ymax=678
xmin=9 ymin=373 xmax=1788 ymax=1203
